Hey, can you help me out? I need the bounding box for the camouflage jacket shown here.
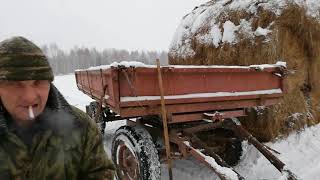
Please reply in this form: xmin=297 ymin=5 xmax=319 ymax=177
xmin=0 ymin=84 xmax=114 ymax=180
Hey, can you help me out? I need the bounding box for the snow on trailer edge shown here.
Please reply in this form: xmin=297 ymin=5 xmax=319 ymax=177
xmin=75 ymin=60 xmax=287 ymax=71
xmin=120 ymin=89 xmax=283 ymax=102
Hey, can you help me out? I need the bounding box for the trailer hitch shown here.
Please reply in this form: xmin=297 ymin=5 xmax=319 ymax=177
xmin=223 ymin=118 xmax=300 ymax=180
xmin=170 ymin=131 xmax=244 ymax=180
xmin=203 ymin=111 xmax=224 ymax=122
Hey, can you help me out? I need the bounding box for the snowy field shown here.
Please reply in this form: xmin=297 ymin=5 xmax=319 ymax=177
xmin=54 ymin=74 xmax=320 ymax=180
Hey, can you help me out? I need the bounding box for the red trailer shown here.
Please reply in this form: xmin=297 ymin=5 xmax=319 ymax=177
xmin=75 ymin=61 xmax=297 ymax=180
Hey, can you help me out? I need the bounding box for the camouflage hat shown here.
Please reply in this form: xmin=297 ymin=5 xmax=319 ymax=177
xmin=0 ymin=36 xmax=54 ymax=81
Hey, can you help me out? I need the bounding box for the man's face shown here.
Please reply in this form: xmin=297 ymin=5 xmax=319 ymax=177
xmin=0 ymin=80 xmax=50 ymax=123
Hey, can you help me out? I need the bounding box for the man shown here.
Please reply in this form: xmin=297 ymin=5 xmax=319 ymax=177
xmin=0 ymin=36 xmax=115 ymax=179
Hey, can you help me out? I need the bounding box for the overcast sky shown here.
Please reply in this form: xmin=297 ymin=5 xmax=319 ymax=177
xmin=0 ymin=0 xmax=208 ymax=51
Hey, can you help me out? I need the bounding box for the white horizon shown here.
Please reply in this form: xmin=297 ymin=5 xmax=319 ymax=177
xmin=0 ymin=0 xmax=208 ymax=51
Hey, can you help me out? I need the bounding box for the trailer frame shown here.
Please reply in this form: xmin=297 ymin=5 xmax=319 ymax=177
xmin=75 ymin=62 xmax=298 ymax=180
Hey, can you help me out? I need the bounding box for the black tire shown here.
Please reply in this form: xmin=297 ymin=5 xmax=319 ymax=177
xmin=85 ymin=101 xmax=98 ymax=119
xmin=85 ymin=101 xmax=105 ymax=134
xmin=111 ymin=126 xmax=161 ymax=180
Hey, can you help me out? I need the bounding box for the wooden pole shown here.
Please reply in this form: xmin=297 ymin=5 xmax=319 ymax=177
xmin=156 ymin=59 xmax=173 ymax=180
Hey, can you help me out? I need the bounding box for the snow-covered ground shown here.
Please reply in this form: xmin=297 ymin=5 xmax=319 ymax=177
xmin=54 ymin=74 xmax=320 ymax=180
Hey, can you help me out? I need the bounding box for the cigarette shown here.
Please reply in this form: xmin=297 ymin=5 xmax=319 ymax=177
xmin=29 ymin=106 xmax=35 ymax=120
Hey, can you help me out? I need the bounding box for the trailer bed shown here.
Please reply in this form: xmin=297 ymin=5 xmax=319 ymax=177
xmin=75 ymin=62 xmax=286 ymax=123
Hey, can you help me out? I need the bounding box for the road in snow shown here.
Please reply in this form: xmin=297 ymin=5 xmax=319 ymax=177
xmin=54 ymin=74 xmax=320 ymax=180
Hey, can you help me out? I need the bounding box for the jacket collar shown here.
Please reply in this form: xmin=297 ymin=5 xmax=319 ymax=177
xmin=0 ymin=105 xmax=8 ymax=136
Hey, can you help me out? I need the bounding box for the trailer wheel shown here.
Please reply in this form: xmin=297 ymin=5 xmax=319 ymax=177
xmin=112 ymin=126 xmax=161 ymax=180
xmin=85 ymin=101 xmax=96 ymax=119
xmin=85 ymin=101 xmax=105 ymax=134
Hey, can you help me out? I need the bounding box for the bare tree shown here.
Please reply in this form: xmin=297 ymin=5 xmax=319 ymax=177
xmin=42 ymin=44 xmax=168 ymax=75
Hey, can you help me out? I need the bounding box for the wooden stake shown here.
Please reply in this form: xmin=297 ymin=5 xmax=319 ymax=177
xmin=156 ymin=59 xmax=173 ymax=180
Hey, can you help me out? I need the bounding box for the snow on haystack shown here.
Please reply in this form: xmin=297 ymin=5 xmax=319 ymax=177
xmin=169 ymin=0 xmax=320 ymax=59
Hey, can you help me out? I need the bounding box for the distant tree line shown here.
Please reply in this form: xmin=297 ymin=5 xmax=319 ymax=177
xmin=41 ymin=43 xmax=168 ymax=75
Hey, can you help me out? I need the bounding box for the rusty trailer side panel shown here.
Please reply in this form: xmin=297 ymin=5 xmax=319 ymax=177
xmin=75 ymin=66 xmax=285 ymax=123
xmin=118 ymin=67 xmax=284 ymax=98
xmin=75 ymin=68 xmax=121 ymax=111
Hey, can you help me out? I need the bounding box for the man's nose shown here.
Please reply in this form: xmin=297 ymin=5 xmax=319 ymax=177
xmin=22 ymin=86 xmax=39 ymax=104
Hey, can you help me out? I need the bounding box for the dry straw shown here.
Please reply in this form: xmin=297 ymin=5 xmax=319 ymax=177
xmin=169 ymin=2 xmax=320 ymax=141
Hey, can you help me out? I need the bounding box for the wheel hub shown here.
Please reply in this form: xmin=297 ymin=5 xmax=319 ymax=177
xmin=117 ymin=143 xmax=140 ymax=180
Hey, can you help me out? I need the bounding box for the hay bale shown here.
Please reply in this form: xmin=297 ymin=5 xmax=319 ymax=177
xmin=168 ymin=0 xmax=320 ymax=141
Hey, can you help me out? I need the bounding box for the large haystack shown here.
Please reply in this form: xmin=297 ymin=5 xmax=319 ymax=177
xmin=169 ymin=0 xmax=320 ymax=141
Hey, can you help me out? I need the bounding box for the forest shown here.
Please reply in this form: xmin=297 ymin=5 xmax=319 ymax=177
xmin=42 ymin=43 xmax=168 ymax=75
